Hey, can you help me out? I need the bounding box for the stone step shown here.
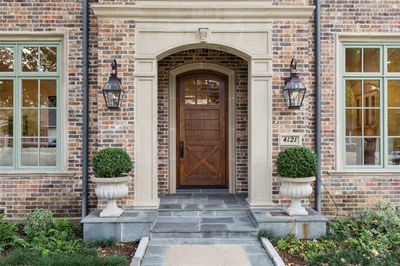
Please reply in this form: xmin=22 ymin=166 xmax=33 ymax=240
xmin=158 ymin=209 xmax=250 ymax=217
xmin=150 ymin=231 xmax=257 ymax=239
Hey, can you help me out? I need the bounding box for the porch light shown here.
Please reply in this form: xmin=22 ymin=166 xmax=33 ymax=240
xmin=102 ymin=59 xmax=122 ymax=109
xmin=283 ymin=59 xmax=306 ymax=109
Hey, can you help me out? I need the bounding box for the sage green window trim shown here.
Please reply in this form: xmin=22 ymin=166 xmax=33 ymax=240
xmin=0 ymin=41 xmax=61 ymax=170
xmin=341 ymin=43 xmax=400 ymax=170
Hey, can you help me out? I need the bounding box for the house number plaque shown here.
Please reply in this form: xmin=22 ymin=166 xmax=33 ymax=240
xmin=279 ymin=134 xmax=302 ymax=146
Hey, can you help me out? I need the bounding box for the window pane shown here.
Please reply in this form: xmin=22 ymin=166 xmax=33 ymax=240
xmin=21 ymin=137 xmax=38 ymax=166
xmin=40 ymin=80 xmax=57 ymax=107
xmin=22 ymin=47 xmax=38 ymax=72
xmin=209 ymin=80 xmax=220 ymax=91
xmin=345 ymin=80 xmax=362 ymax=107
xmin=388 ymin=80 xmax=400 ymax=107
xmin=22 ymin=109 xmax=38 ymax=136
xmin=39 ymin=47 xmax=57 ymax=72
xmin=363 ymin=80 xmax=380 ymax=107
xmin=0 ymin=47 xmax=14 ymax=72
xmin=346 ymin=109 xmax=362 ymax=136
xmin=0 ymin=80 xmax=13 ymax=107
xmin=346 ymin=138 xmax=362 ymax=165
xmin=388 ymin=48 xmax=400 ymax=72
xmin=39 ymin=138 xmax=56 ymax=166
xmin=345 ymin=48 xmax=361 ymax=72
xmin=208 ymin=93 xmax=219 ymax=105
xmin=0 ymin=110 xmax=13 ymax=137
xmin=197 ymin=93 xmax=207 ymax=105
xmin=363 ymin=48 xmax=380 ymax=72
xmin=388 ymin=137 xmax=400 ymax=165
xmin=185 ymin=92 xmax=195 ymax=105
xmin=364 ymin=109 xmax=380 ymax=136
xmin=0 ymin=138 xmax=13 ymax=166
xmin=22 ymin=80 xmax=38 ymax=107
xmin=388 ymin=109 xmax=400 ymax=136
xmin=40 ymin=109 xmax=56 ymax=137
xmin=184 ymin=80 xmax=195 ymax=92
xmin=364 ymin=138 xmax=380 ymax=165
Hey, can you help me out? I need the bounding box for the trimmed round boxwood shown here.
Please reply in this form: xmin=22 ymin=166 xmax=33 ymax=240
xmin=92 ymin=148 xmax=132 ymax=178
xmin=276 ymin=147 xmax=318 ymax=178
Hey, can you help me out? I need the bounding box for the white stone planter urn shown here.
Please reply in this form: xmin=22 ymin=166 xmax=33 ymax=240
xmin=278 ymin=176 xmax=316 ymax=216
xmin=92 ymin=176 xmax=130 ymax=217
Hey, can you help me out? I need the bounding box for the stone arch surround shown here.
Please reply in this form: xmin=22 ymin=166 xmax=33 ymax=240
xmin=158 ymin=49 xmax=249 ymax=194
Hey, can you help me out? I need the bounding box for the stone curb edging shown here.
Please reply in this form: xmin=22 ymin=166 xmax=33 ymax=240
xmin=260 ymin=237 xmax=285 ymax=266
xmin=130 ymin=237 xmax=150 ymax=266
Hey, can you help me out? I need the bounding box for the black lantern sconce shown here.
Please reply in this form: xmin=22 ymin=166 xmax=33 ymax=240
xmin=283 ymin=59 xmax=306 ymax=109
xmin=102 ymin=59 xmax=122 ymax=109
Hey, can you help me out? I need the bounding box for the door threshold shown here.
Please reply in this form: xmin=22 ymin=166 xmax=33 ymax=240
xmin=176 ymin=188 xmax=229 ymax=194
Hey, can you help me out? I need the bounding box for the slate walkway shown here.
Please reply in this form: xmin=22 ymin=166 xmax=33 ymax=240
xmin=141 ymin=191 xmax=274 ymax=266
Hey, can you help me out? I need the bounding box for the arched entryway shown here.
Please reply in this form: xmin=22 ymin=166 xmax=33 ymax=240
xmin=158 ymin=51 xmax=247 ymax=194
xmin=132 ymin=26 xmax=273 ymax=208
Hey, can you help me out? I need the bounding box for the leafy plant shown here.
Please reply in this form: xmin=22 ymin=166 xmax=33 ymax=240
xmin=92 ymin=148 xmax=132 ymax=178
xmin=0 ymin=215 xmax=26 ymax=253
xmin=0 ymin=248 xmax=129 ymax=266
xmin=24 ymin=209 xmax=54 ymax=239
xmin=257 ymin=228 xmax=274 ymax=240
xmin=29 ymin=218 xmax=86 ymax=256
xmin=276 ymin=147 xmax=318 ymax=178
xmin=276 ymin=234 xmax=336 ymax=261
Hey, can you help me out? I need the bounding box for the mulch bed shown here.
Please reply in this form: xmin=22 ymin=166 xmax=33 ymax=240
xmin=275 ymin=247 xmax=307 ymax=266
xmin=97 ymin=242 xmax=138 ymax=261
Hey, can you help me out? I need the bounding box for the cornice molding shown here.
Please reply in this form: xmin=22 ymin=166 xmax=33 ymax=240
xmin=91 ymin=4 xmax=315 ymax=21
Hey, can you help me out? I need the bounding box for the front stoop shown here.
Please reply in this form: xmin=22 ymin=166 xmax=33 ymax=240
xmin=251 ymin=208 xmax=328 ymax=239
xmin=82 ymin=194 xmax=328 ymax=243
xmin=81 ymin=209 xmax=157 ymax=242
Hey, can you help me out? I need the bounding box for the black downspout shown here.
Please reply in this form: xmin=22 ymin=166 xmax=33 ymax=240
xmin=82 ymin=0 xmax=89 ymax=219
xmin=315 ymin=0 xmax=322 ymax=212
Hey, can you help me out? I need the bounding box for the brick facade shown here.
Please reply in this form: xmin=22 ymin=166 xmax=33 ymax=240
xmin=1 ymin=0 xmax=400 ymax=219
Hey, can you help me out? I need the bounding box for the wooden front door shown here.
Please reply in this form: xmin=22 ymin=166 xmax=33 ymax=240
xmin=177 ymin=71 xmax=228 ymax=187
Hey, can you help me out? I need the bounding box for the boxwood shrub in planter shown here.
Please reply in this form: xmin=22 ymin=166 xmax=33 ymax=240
xmin=276 ymin=147 xmax=318 ymax=216
xmin=92 ymin=148 xmax=133 ymax=217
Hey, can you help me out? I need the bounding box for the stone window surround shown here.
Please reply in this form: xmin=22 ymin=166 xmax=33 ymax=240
xmin=0 ymin=32 xmax=69 ymax=175
xmin=332 ymin=33 xmax=400 ymax=176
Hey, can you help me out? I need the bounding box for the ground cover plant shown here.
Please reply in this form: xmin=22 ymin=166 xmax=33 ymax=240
xmin=0 ymin=209 xmax=133 ymax=266
xmin=269 ymin=201 xmax=400 ymax=266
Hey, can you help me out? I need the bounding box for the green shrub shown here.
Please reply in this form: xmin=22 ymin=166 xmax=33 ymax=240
xmin=276 ymin=147 xmax=318 ymax=178
xmin=0 ymin=215 xmax=26 ymax=252
xmin=92 ymin=148 xmax=132 ymax=178
xmin=275 ymin=234 xmax=336 ymax=262
xmin=327 ymin=201 xmax=400 ymax=258
xmin=257 ymin=228 xmax=274 ymax=239
xmin=29 ymin=218 xmax=85 ymax=256
xmin=24 ymin=209 xmax=54 ymax=239
xmin=0 ymin=248 xmax=129 ymax=266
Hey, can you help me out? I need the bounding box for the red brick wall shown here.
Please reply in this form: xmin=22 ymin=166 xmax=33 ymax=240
xmin=158 ymin=49 xmax=249 ymax=193
xmin=0 ymin=0 xmax=88 ymax=218
xmin=317 ymin=0 xmax=400 ymax=216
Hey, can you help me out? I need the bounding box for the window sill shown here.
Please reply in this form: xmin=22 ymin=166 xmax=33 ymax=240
xmin=329 ymin=170 xmax=400 ymax=176
xmin=0 ymin=171 xmax=75 ymax=178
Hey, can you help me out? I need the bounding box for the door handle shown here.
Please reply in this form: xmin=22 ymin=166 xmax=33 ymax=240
xmin=179 ymin=141 xmax=185 ymax=158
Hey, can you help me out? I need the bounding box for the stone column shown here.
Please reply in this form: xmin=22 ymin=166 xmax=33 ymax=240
xmin=247 ymin=59 xmax=274 ymax=207
xmin=133 ymin=58 xmax=160 ymax=208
